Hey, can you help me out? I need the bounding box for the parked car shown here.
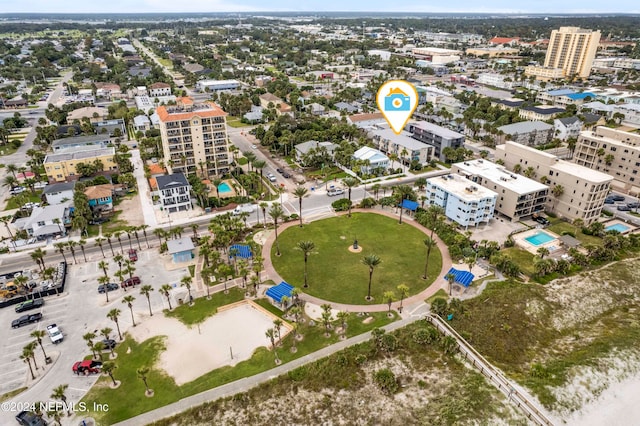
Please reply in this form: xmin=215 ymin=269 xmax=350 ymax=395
xmin=89 ymin=217 xmax=109 ymax=225
xmin=282 ymin=172 xmax=291 ymax=178
xmin=617 ymin=205 xmax=631 ymax=211
xmin=327 ymin=188 xmax=345 ymax=196
xmin=9 ymin=186 xmax=26 ymax=195
xmin=15 ymin=410 xmax=47 ymax=426
xmin=627 ymin=202 xmax=640 ymax=209
xmin=609 ymin=194 xmax=625 ymax=201
xmin=121 ymin=276 xmax=141 ymax=288
xmin=46 ymin=323 xmax=64 ymax=344
xmin=72 ymin=360 xmax=102 ymax=375
xmin=276 ymin=168 xmax=284 ymax=174
xmin=604 ymin=198 xmax=615 ymax=204
xmin=15 ymin=298 xmax=44 ymax=313
xmin=267 ymin=173 xmax=277 ymax=182
xmin=533 ymin=215 xmax=550 ymax=225
xmin=97 ymin=283 xmax=119 ymax=294
xmin=12 ymin=313 xmax=42 ymax=328
xmin=101 ymin=339 xmax=117 ymax=350
xmin=128 ymin=249 xmax=138 ymax=262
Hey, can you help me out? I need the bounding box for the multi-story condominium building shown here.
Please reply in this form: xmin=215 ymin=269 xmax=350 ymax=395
xmin=44 ymin=147 xmax=117 ymax=183
xmin=369 ymin=128 xmax=434 ymax=168
xmin=452 ymin=159 xmax=549 ymax=222
xmin=519 ymin=105 xmax=565 ymax=121
xmin=544 ymin=27 xmax=601 ymax=79
xmin=157 ymin=98 xmax=230 ymax=177
xmin=574 ymin=126 xmax=640 ymax=191
xmin=426 ymin=173 xmax=497 ymax=228
xmin=156 ymin=173 xmax=192 ymax=213
xmin=407 ymin=121 xmax=465 ymax=162
xmin=51 ymin=134 xmax=111 ymax=152
xmin=148 ymin=82 xmax=172 ymax=97
xmin=496 ymin=141 xmax=612 ymax=224
xmin=524 ymin=65 xmax=565 ymax=82
xmin=496 ymin=121 xmax=554 ymax=147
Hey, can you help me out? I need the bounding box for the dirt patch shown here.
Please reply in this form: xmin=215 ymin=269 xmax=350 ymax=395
xmin=114 ymin=196 xmax=145 ymax=226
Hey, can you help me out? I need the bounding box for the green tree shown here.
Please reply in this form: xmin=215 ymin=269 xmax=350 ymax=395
xmin=269 ymin=203 xmax=285 ymax=256
xmin=445 ymin=272 xmax=456 ymax=296
xmin=422 ymin=237 xmax=436 ymax=280
xmin=137 ymin=367 xmax=152 ymax=395
xmin=30 ymin=329 xmax=48 ymax=362
xmin=107 ymin=308 xmax=122 ymax=340
xmin=397 ymin=284 xmax=409 ymax=313
xmin=181 ymin=275 xmax=193 ymax=304
xmin=342 ymin=177 xmax=358 ymax=217
xmin=296 ymin=240 xmax=315 ymax=288
xmin=361 ymin=254 xmax=382 ymax=301
xmin=159 ymin=284 xmax=173 ymax=310
xmin=140 ymin=284 xmax=153 ymax=316
xmin=383 ymin=290 xmax=395 ymax=314
xmin=102 ymin=361 xmax=118 ymax=386
xmin=293 ymin=186 xmax=309 ymax=227
xmin=51 ymin=384 xmax=70 ymax=414
xmin=122 ymin=295 xmax=136 ymax=327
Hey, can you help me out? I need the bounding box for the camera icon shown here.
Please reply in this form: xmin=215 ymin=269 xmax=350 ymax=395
xmin=384 ymin=88 xmax=411 ymax=111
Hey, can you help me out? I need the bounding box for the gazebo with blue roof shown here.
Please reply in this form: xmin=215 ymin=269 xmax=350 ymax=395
xmin=265 ymin=281 xmax=294 ymax=310
xmin=444 ymin=267 xmax=475 ymax=288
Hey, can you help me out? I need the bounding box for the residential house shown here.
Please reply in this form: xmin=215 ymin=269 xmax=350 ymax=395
xmin=95 ymin=83 xmax=122 ymax=100
xmin=84 ymin=184 xmax=114 ymax=215
xmin=243 ymin=105 xmax=264 ymax=123
xmin=496 ymin=121 xmax=554 ymax=147
xmin=133 ymin=115 xmax=151 ymax=132
xmin=52 ymin=135 xmax=111 ymax=152
xmin=93 ymin=119 xmax=126 ymax=137
xmin=156 ymin=173 xmax=192 ymax=213
xmin=42 ymin=181 xmax=76 ymax=205
xmin=407 ymin=121 xmax=465 ymax=162
xmin=19 ymin=202 xmax=72 ymax=240
xmin=347 ymin=112 xmax=386 ymax=129
xmin=294 ymin=140 xmax=338 ymax=165
xmin=334 ymin=102 xmax=358 ymax=113
xmin=67 ymin=107 xmax=108 ymax=123
xmin=519 ymin=105 xmax=565 ymax=121
xmin=259 ymin=93 xmax=294 ymax=117
xmin=426 ymin=174 xmax=497 ymax=228
xmin=148 ymin=82 xmax=172 ymax=98
xmin=554 ymin=117 xmax=582 ymax=140
xmin=352 ymin=146 xmax=390 ymax=174
xmin=307 ymin=103 xmax=326 ymax=116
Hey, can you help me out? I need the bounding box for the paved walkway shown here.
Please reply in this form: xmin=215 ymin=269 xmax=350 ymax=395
xmin=112 ymin=315 xmax=420 ymax=426
xmin=261 ymin=208 xmax=453 ymax=313
xmin=130 ymin=149 xmax=157 ymax=226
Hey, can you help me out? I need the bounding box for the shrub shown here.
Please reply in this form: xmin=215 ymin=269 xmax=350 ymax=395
xmin=374 ymin=368 xmax=398 ymax=394
xmin=358 ymin=197 xmax=376 ymax=208
xmin=331 ymin=198 xmax=352 ymax=212
xmin=431 ymin=297 xmax=448 ymax=317
xmin=503 ymin=237 xmax=515 ymax=248
xmin=412 ymin=327 xmax=439 ymax=345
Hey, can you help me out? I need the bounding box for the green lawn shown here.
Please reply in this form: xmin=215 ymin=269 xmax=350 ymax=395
xmin=271 ymin=213 xmax=442 ymax=304
xmin=164 ymin=287 xmax=245 ymax=325
xmin=501 ymin=247 xmax=535 ymax=277
xmin=82 ymin=308 xmax=397 ymax=424
xmin=4 ymin=191 xmax=42 ymax=210
xmin=547 ymin=219 xmax=602 ymax=246
xmin=226 ymin=117 xmax=251 ymax=128
xmin=157 ymin=58 xmax=173 ymax=68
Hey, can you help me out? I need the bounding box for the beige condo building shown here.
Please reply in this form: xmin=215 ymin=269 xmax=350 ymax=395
xmin=544 ymin=26 xmax=601 ymax=79
xmin=574 ymin=126 xmax=640 ymax=192
xmin=495 ymin=141 xmax=612 ymax=224
xmin=157 ymin=97 xmax=230 ymax=177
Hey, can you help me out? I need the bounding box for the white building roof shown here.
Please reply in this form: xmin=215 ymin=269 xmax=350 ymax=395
xmin=166 ymin=237 xmax=195 ymax=254
xmin=498 ymin=121 xmax=553 ymax=134
xmin=428 ymin=174 xmax=498 ymax=201
xmin=370 ymin=128 xmax=430 ymax=151
xmin=454 ymin=159 xmax=548 ymax=195
xmin=353 ymin=146 xmax=388 ymax=163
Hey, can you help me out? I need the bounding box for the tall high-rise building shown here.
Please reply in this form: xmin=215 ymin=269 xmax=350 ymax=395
xmin=543 ymin=27 xmax=601 ymax=79
xmin=157 ymin=97 xmax=230 ymax=178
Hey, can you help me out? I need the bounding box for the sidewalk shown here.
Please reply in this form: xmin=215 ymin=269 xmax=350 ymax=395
xmin=261 ymin=207 xmax=452 ymax=313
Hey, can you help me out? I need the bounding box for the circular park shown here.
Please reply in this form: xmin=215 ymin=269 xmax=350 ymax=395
xmin=270 ymin=212 xmax=443 ymax=305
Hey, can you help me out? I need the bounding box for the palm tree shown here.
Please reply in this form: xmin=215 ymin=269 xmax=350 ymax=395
xmin=342 ymin=177 xmax=358 ymax=217
xmin=537 ymin=247 xmax=550 ymax=259
xmin=30 ymin=330 xmax=48 ymax=362
xmin=395 ymin=185 xmax=414 ymax=224
xmin=30 ymin=247 xmax=46 ymax=272
xmin=104 ymin=232 xmax=115 ymax=256
xmin=293 ymin=186 xmax=309 ymax=227
xmin=102 ymin=361 xmax=118 ymax=386
xmin=20 ymin=350 xmax=35 ymax=380
xmin=98 ymin=275 xmax=111 ymax=303
xmin=383 ymin=291 xmax=395 ymax=314
xmin=273 ymin=318 xmax=283 ymax=345
xmin=445 ymin=272 xmax=456 ymax=296
xmin=552 ymin=184 xmax=565 ymax=211
xmin=67 ymin=240 xmax=78 ymax=264
xmin=54 ymin=242 xmax=67 ymax=264
xmin=423 ymin=237 xmax=436 ymax=279
xmin=361 ymin=254 xmax=382 ymax=301
xmin=122 ymin=295 xmax=136 ymax=327
xmin=107 ymin=308 xmax=122 ymax=340
xmin=159 ymin=284 xmax=173 ymax=310
xmin=140 ymin=285 xmax=153 ymax=316
xmin=296 ymin=240 xmax=315 ymax=288
xmin=269 ymin=203 xmax=285 ymax=256
xmin=114 ymin=230 xmax=124 ymax=253
xmin=265 ymin=328 xmax=279 ymax=363
xmin=397 ymin=284 xmax=409 ymax=313
xmin=77 ymin=239 xmax=87 ymax=262
xmin=153 ymin=228 xmax=165 ymax=247
xmin=95 ymin=237 xmax=107 ymax=258
xmin=137 ymin=367 xmax=152 ymax=395
xmin=140 ymin=224 xmax=150 ymax=248
xmin=51 ymin=384 xmax=70 ymax=414
xmin=180 ymin=275 xmax=193 ymax=304
xmin=259 ymin=202 xmax=268 ymax=228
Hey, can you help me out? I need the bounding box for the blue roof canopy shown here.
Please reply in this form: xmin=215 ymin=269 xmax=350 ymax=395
xmin=229 ymin=244 xmax=252 ymax=259
xmin=400 ymin=199 xmax=419 ymax=211
xmin=445 ymin=267 xmax=475 ymax=287
xmin=265 ymin=281 xmax=294 ymax=303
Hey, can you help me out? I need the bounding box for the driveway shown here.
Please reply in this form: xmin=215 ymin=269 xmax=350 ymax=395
xmin=130 ymin=149 xmax=157 ymax=226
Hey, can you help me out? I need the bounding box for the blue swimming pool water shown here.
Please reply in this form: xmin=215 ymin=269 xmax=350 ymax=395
xmin=524 ymin=232 xmax=556 ymax=246
xmin=605 ymin=223 xmax=630 ymax=233
xmin=218 ymin=182 xmax=232 ymax=193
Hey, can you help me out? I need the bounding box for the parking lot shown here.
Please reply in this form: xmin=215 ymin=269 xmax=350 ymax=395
xmin=0 ymin=246 xmax=188 ymax=425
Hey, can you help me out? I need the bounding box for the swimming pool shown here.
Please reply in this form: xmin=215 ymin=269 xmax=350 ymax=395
xmin=605 ymin=223 xmax=630 ymax=233
xmin=524 ymin=231 xmax=556 ymax=246
xmin=218 ymin=182 xmax=232 ymax=193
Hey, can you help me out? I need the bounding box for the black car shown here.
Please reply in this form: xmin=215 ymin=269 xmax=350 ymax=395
xmin=610 ymin=194 xmax=625 ymax=201
xmin=101 ymin=339 xmax=117 ymax=350
xmin=604 ymin=198 xmax=615 ymax=204
xmin=534 ymin=216 xmax=550 ymax=225
xmin=89 ymin=217 xmax=109 ymax=225
xmin=627 ymin=202 xmax=640 ymax=209
xmin=15 ymin=410 xmax=47 ymax=426
xmin=617 ymin=205 xmax=631 ymax=211
xmin=282 ymin=172 xmax=291 ymax=178
xmin=276 ymin=168 xmax=284 ymax=174
xmin=15 ymin=298 xmax=44 ymax=313
xmin=12 ymin=313 xmax=43 ymax=328
xmin=98 ymin=283 xmax=119 ymax=294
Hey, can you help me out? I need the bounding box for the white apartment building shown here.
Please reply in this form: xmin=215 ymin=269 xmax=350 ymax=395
xmin=496 ymin=141 xmax=612 ymax=224
xmin=574 ymin=126 xmax=640 ymax=192
xmin=157 ymin=97 xmax=230 ymax=177
xmin=369 ymin=127 xmax=434 ymax=168
xmin=452 ymin=159 xmax=549 ymax=222
xmin=426 ymin=174 xmax=497 ymax=228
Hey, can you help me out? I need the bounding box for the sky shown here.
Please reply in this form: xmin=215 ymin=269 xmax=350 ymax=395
xmin=0 ymin=0 xmax=639 ymax=14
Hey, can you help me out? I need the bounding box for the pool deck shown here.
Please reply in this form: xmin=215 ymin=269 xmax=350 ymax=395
xmin=604 ymin=219 xmax=637 ymax=235
xmin=513 ymin=228 xmax=562 ymax=255
xmin=210 ymin=178 xmax=239 ymax=199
